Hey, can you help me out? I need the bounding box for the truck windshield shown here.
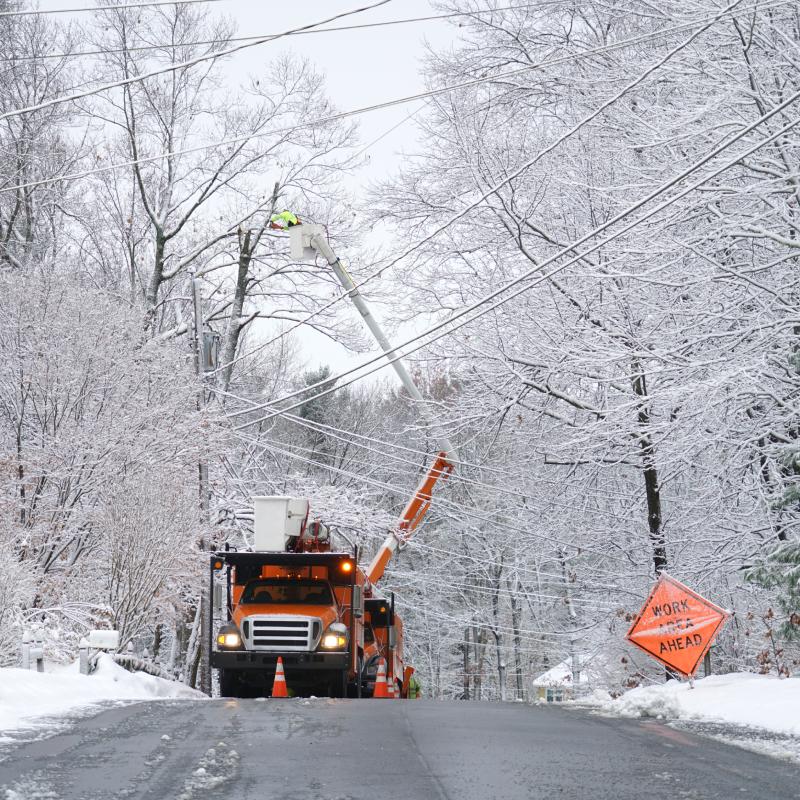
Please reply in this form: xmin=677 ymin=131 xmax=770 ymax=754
xmin=240 ymin=579 xmax=334 ymax=605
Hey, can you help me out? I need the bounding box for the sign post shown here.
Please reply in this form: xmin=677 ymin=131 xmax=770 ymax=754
xmin=626 ymin=573 xmax=729 ymax=678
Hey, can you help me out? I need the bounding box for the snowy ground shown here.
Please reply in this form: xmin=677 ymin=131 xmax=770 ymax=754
xmin=0 ymin=655 xmax=202 ymax=743
xmin=583 ymin=672 xmax=800 ymax=762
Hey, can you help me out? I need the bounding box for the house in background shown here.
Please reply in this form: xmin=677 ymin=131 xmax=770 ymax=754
xmin=532 ymin=656 xmax=596 ymax=702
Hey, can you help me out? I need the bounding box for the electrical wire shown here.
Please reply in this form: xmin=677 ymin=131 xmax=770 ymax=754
xmin=215 ymin=382 xmax=648 ymax=503
xmin=2 ymin=0 xmax=784 ymax=195
xmin=388 ymin=569 xmax=621 ymax=610
xmin=239 ymin=397 xmax=638 ymax=504
xmin=216 ymin=384 xmax=631 ymax=496
xmin=387 ymin=595 xmax=611 ymax=642
xmin=246 ymin=433 xmax=637 ymax=560
xmin=231 ymin=93 xmax=800 ymax=427
xmin=237 ymin=423 xmax=615 ymax=524
xmin=225 ymin=412 xmax=649 ymax=602
xmin=261 ymin=431 xmax=632 ymax=525
xmin=0 ymin=0 xmax=394 ymax=123
xmin=0 ymin=4 xmax=548 ymax=60
xmin=0 ymin=0 xmax=228 ymax=17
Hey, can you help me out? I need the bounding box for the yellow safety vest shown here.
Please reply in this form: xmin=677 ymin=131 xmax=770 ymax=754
xmin=271 ymin=210 xmax=299 ymax=227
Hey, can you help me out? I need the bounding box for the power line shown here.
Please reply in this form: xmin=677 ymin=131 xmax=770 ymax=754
xmin=237 ymin=395 xmax=637 ymax=503
xmin=248 ymin=433 xmax=634 ymax=559
xmin=258 ymin=425 xmax=631 ymax=521
xmin=215 ymin=386 xmax=631 ymax=498
xmin=0 ymin=4 xmax=543 ymax=60
xmin=0 ymin=0 xmax=394 ymax=123
xmin=231 ymin=92 xmax=800 ymax=428
xmin=388 ymin=569 xmax=622 ymax=610
xmin=217 ymin=0 xmax=786 ymax=396
xmin=0 ymin=0 xmax=227 ymax=18
xmin=223 ymin=422 xmax=644 ymax=589
xmin=2 ymin=0 xmax=781 ymax=194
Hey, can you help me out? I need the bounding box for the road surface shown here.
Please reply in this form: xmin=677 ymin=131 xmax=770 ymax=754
xmin=1 ymin=699 xmax=798 ymax=799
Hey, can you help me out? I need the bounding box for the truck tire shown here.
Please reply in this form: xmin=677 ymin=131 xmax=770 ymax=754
xmin=218 ymin=669 xmax=241 ymax=698
xmin=348 ymin=656 xmax=364 ymax=698
xmin=329 ymin=670 xmax=347 ymax=699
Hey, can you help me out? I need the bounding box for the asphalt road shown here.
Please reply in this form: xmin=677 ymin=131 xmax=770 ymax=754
xmin=1 ymin=699 xmax=798 ymax=800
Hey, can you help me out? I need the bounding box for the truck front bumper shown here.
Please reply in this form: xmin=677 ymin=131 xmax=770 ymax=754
xmin=212 ymin=650 xmax=348 ymax=672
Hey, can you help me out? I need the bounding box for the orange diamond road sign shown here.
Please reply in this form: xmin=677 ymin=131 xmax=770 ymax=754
xmin=626 ymin=573 xmax=729 ymax=678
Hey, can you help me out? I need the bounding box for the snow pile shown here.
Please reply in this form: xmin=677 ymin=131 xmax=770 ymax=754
xmin=595 ymin=673 xmax=800 ymax=735
xmin=0 ymin=654 xmax=202 ymax=737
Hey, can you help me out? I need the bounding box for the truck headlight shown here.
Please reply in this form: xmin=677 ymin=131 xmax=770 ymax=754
xmin=216 ymin=624 xmax=242 ymax=649
xmin=320 ymin=623 xmax=348 ymax=650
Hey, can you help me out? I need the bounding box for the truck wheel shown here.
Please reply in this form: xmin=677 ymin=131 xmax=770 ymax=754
xmin=329 ymin=670 xmax=347 ymax=699
xmin=218 ymin=669 xmax=241 ymax=698
xmin=348 ymin=656 xmax=364 ymax=698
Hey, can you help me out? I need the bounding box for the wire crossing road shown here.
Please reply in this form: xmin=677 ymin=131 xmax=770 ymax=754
xmin=1 ymin=700 xmax=798 ymax=799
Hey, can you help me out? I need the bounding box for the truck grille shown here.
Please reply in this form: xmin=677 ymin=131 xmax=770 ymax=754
xmin=243 ymin=615 xmax=322 ymax=652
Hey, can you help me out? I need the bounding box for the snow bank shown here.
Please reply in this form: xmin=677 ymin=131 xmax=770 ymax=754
xmin=594 ymin=673 xmax=800 ymax=736
xmin=0 ymin=655 xmax=202 ymax=738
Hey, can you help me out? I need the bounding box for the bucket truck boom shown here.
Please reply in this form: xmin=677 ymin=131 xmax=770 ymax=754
xmin=289 ymin=224 xmax=456 ymax=585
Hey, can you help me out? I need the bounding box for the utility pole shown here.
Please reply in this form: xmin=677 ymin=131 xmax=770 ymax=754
xmin=189 ymin=265 xmax=211 ymax=696
xmin=189 ymin=265 xmax=210 ymax=518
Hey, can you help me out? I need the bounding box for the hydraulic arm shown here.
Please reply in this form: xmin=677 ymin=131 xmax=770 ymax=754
xmin=289 ymin=223 xmax=457 ymax=585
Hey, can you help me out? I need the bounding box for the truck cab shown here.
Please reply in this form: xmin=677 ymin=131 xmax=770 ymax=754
xmin=211 ymin=549 xmax=363 ymax=697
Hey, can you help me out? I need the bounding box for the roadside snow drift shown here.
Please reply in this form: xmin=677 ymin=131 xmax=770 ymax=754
xmin=0 ymin=655 xmax=202 ymax=737
xmin=596 ymin=673 xmax=800 ymax=736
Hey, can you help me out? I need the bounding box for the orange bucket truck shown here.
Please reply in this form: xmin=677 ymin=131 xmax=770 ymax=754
xmin=209 ymin=454 xmax=450 ymax=698
xmin=210 ymin=223 xmax=457 ymax=698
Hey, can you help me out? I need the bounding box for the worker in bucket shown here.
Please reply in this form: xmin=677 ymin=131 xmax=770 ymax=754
xmin=270 ymin=210 xmax=301 ymax=230
xmin=408 ymin=673 xmax=422 ymax=699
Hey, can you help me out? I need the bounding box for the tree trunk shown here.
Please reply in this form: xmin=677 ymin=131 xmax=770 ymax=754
xmin=631 ymin=366 xmax=667 ymax=574
xmin=491 ymin=586 xmax=507 ymax=701
xmin=462 ymin=626 xmax=471 ymax=700
xmin=183 ymin=601 xmax=201 ymax=687
xmin=220 ymin=184 xmax=278 ymax=395
xmin=220 ymin=233 xmax=252 ymax=395
xmin=151 ymin=623 xmax=163 ymax=661
xmin=145 ymin=228 xmax=166 ymax=332
xmin=472 ymin=625 xmax=488 ymax=700
xmin=509 ymin=579 xmax=525 ymax=700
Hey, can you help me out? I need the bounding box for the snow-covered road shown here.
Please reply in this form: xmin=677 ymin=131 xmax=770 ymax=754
xmin=1 ymin=698 xmax=799 ymax=800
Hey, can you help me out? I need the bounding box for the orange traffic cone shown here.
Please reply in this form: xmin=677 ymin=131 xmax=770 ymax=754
xmin=271 ymin=657 xmax=289 ymax=698
xmin=387 ymin=678 xmax=396 ymax=698
xmin=373 ymin=659 xmax=389 ymax=698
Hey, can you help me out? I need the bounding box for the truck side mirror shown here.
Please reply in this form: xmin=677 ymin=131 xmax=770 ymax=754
xmin=213 ymin=583 xmax=224 ymax=615
xmin=388 ymin=625 xmax=397 ymax=649
xmin=352 ymin=585 xmax=364 ymax=618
